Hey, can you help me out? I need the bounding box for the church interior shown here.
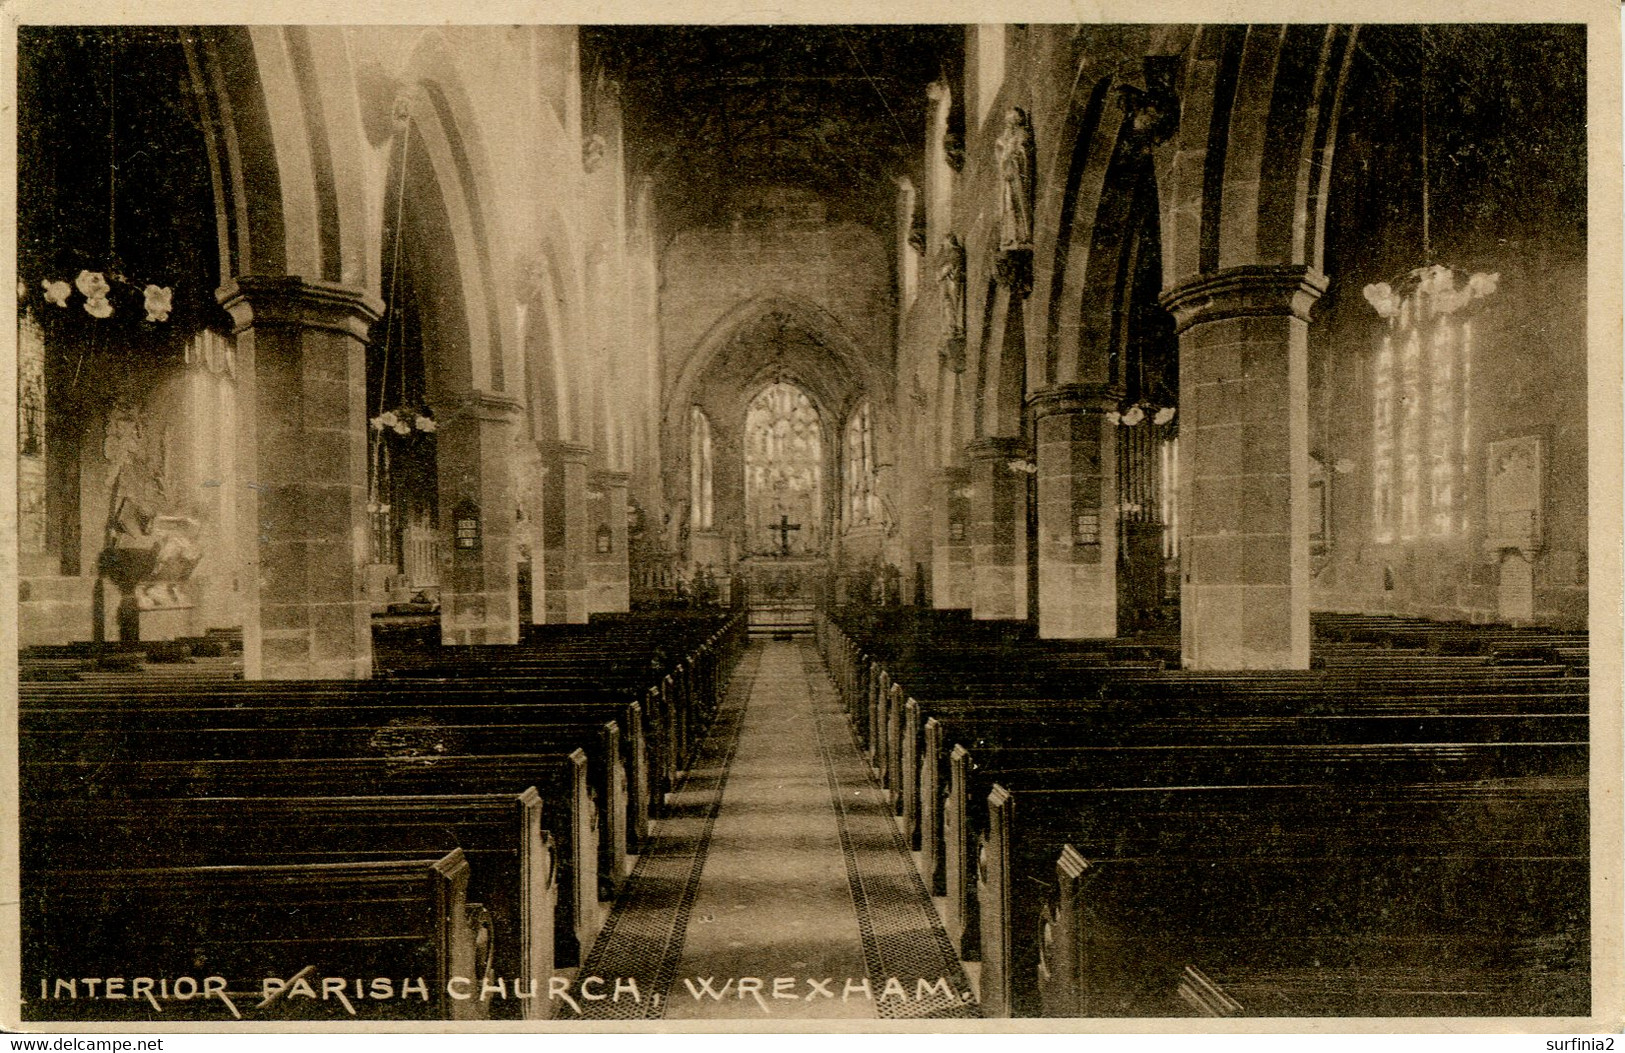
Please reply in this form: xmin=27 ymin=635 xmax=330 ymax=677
xmin=9 ymin=23 xmax=1598 ymax=1023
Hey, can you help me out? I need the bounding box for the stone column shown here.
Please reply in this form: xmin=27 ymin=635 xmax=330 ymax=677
xmin=586 ymin=469 xmax=631 ymax=615
xmin=930 ymin=466 xmax=973 ymax=609
xmin=966 ymin=436 xmax=1030 ymax=621
xmin=219 ymin=276 xmax=382 ymax=679
xmin=542 ymin=441 xmax=591 ymax=624
xmin=437 ymin=393 xmax=523 ymax=645
xmin=1161 ymin=264 xmax=1325 ymax=669
xmin=1029 ymin=383 xmax=1118 ymax=639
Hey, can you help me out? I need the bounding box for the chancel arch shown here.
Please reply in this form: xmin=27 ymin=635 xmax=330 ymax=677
xmin=660 ymin=296 xmax=876 ymax=571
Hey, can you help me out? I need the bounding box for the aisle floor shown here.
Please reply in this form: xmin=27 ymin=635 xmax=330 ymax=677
xmin=575 ymin=640 xmax=976 ymax=1021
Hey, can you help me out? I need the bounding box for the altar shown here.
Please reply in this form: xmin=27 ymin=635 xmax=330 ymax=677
xmin=738 ymin=555 xmax=825 ymax=636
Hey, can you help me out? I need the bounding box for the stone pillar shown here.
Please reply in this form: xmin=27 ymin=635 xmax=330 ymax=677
xmin=930 ymin=466 xmax=973 ymax=609
xmin=1161 ymin=264 xmax=1325 ymax=669
xmin=586 ymin=469 xmax=631 ymax=615
xmin=1029 ymin=384 xmax=1118 ymax=639
xmin=219 ymin=276 xmax=382 ymax=679
xmin=542 ymin=441 xmax=591 ymax=624
xmin=437 ymin=393 xmax=523 ymax=645
xmin=966 ymin=436 xmax=1030 ymax=621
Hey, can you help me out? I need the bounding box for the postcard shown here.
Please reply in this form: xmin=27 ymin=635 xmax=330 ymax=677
xmin=1 ymin=0 xmax=1620 ymax=1038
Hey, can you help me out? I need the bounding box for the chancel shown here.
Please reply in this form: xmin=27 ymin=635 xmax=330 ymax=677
xmin=9 ymin=20 xmax=1601 ymax=1026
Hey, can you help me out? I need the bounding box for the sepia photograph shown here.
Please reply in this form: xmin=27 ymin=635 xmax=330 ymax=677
xmin=1 ymin=2 xmax=1620 ymax=1035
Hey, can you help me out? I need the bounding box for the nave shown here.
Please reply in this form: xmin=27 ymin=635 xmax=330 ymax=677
xmin=9 ymin=20 xmax=1603 ymax=1030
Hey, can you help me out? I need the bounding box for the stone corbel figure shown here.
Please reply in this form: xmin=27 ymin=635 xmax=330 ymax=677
xmin=583 ymin=133 xmax=608 ymax=173
xmin=936 ymin=234 xmax=967 ymax=372
xmin=907 ymin=209 xmax=928 ymax=256
xmin=1117 ymin=56 xmax=1181 ymax=151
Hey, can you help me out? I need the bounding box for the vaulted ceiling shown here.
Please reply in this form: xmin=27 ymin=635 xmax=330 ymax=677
xmin=582 ymin=25 xmax=960 ymax=235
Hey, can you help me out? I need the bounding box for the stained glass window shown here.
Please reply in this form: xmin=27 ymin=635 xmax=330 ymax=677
xmin=843 ymin=401 xmax=879 ymax=527
xmin=744 ymin=382 xmax=823 ymax=555
xmin=689 ymin=406 xmax=714 ymax=530
xmin=1364 ymin=266 xmax=1496 ymax=543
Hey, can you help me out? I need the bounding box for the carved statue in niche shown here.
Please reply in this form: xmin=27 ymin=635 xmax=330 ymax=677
xmin=994 ymin=107 xmax=1036 ymax=252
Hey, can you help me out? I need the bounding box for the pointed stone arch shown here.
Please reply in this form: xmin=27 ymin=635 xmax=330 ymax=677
xmin=667 ymin=294 xmax=879 ymax=417
xmin=369 ymin=44 xmax=526 ymax=645
xmin=662 ymin=294 xmax=878 ymax=569
xmin=396 ymin=33 xmax=516 ymax=398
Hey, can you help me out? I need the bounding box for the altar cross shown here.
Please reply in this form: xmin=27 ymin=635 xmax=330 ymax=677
xmin=770 ymin=513 xmax=801 ymax=556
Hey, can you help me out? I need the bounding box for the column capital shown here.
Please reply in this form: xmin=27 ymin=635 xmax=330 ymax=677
xmin=591 ymin=469 xmax=631 ymax=488
xmin=966 ymin=435 xmax=1031 ymax=462
xmin=1159 ymin=264 xmax=1328 ymax=334
xmin=548 ymin=440 xmax=594 ymax=465
xmin=436 ymin=390 xmax=524 ymax=425
xmin=218 ymin=275 xmax=383 ymax=341
xmin=1026 ymin=382 xmax=1121 ymax=419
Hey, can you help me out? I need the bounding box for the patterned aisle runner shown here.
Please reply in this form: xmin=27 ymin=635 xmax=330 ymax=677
xmin=576 ymin=641 xmax=976 ymax=1021
xmin=799 ymin=643 xmax=978 ymax=1021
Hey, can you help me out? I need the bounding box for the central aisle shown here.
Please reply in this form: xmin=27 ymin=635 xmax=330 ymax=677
xmin=576 ymin=640 xmax=975 ymax=1021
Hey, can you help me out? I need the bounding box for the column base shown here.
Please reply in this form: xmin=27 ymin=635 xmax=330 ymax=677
xmin=1182 ymin=585 xmax=1309 ymax=670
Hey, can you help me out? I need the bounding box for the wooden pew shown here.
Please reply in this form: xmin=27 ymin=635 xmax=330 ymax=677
xmin=908 ymin=694 xmax=1587 ymax=894
xmin=944 ymin=737 xmax=1585 ymax=959
xmin=22 ymin=751 xmax=602 ymax=966
xmin=375 ymin=621 xmax=744 ymax=789
xmin=1017 ymin=780 xmax=1588 ymax=1018
xmin=877 ymin=661 xmax=1575 ymax=794
xmin=23 ymin=711 xmax=632 ymax=891
xmin=24 ymin=792 xmax=555 ymax=1019
xmin=968 ymin=745 xmax=1587 ymax=1017
xmin=24 ymin=850 xmax=489 ymax=1022
xmin=22 ymin=682 xmax=647 ymax=864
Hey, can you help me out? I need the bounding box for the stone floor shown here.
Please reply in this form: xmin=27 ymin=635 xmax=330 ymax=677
xmin=576 ymin=640 xmax=976 ymax=1021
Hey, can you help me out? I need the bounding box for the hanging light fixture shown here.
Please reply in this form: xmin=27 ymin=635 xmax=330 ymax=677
xmin=36 ymin=39 xmax=172 ymax=323
xmin=367 ymin=101 xmax=437 ymax=540
xmin=1362 ymin=35 xmax=1499 ymax=322
xmin=369 ymin=100 xmax=438 ymax=441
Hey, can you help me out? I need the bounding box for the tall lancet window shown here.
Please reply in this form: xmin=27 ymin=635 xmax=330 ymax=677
xmin=689 ymin=406 xmax=714 ymax=530
xmin=744 ymin=382 xmax=823 ymax=556
xmin=843 ymin=401 xmax=879 ymax=527
xmin=1364 ymin=266 xmax=1497 ymax=543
